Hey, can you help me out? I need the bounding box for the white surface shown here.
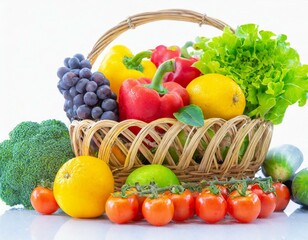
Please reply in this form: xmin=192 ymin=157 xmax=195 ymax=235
xmin=0 ymin=202 xmax=307 ymax=240
xmin=0 ymin=0 xmax=308 ymax=214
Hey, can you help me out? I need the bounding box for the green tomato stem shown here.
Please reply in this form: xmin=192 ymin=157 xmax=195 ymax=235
xmin=118 ymin=177 xmax=274 ymax=199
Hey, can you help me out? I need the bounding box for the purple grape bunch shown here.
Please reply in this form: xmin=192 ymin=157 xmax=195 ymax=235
xmin=57 ymin=53 xmax=119 ymax=122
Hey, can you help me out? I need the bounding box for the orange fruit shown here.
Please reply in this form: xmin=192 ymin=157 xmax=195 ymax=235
xmin=186 ymin=73 xmax=246 ymax=120
xmin=53 ymin=156 xmax=114 ymax=218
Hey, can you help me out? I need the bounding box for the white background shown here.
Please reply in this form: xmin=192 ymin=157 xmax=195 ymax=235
xmin=0 ymin=0 xmax=308 ymax=211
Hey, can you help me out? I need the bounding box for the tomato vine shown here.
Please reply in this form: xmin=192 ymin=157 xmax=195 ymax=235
xmin=105 ymin=177 xmax=278 ymax=225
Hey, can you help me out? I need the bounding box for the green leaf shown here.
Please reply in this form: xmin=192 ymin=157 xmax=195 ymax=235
xmin=174 ymin=104 xmax=204 ymax=127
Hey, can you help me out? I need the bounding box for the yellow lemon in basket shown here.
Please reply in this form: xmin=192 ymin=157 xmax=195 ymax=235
xmin=53 ymin=156 xmax=114 ymax=218
xmin=186 ymin=73 xmax=246 ymax=120
xmin=125 ymin=164 xmax=180 ymax=187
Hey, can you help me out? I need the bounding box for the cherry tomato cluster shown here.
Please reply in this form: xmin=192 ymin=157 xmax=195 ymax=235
xmin=105 ymin=178 xmax=291 ymax=226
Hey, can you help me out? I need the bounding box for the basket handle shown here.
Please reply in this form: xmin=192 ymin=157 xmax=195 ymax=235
xmin=87 ymin=9 xmax=233 ymax=64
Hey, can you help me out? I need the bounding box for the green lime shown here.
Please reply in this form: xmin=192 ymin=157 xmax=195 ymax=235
xmin=125 ymin=164 xmax=180 ymax=187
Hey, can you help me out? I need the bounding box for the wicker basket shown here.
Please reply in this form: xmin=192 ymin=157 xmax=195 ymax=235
xmin=69 ymin=9 xmax=274 ymax=189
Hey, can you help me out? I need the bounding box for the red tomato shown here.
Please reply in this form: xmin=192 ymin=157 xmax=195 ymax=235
xmin=195 ymin=190 xmax=227 ymax=223
xmin=124 ymin=188 xmax=146 ymax=221
xmin=273 ymin=182 xmax=291 ymax=211
xmin=134 ymin=195 xmax=146 ymax=221
xmin=30 ymin=186 xmax=59 ymax=215
xmin=142 ymin=195 xmax=174 ymax=226
xmin=227 ymin=190 xmax=261 ymax=223
xmin=216 ymin=185 xmax=228 ymax=200
xmin=169 ymin=189 xmax=195 ymax=222
xmin=250 ymin=184 xmax=276 ymax=218
xmin=192 ymin=191 xmax=200 ymax=200
xmin=105 ymin=194 xmax=139 ymax=224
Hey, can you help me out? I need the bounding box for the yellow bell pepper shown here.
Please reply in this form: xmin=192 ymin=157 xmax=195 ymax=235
xmin=98 ymin=45 xmax=156 ymax=97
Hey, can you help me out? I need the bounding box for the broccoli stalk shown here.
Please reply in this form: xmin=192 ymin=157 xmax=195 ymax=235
xmin=0 ymin=119 xmax=75 ymax=209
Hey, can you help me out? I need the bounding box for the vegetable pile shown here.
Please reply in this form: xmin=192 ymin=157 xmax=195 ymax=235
xmin=51 ymin=22 xmax=307 ymax=222
xmin=0 ymin=18 xmax=307 ymax=227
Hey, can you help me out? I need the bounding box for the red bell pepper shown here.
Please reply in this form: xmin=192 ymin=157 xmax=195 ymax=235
xmin=150 ymin=45 xmax=201 ymax=88
xmin=119 ymin=60 xmax=189 ymax=123
xmin=151 ymin=45 xmax=181 ymax=67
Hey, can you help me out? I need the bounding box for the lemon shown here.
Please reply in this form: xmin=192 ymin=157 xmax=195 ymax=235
xmin=125 ymin=164 xmax=180 ymax=187
xmin=53 ymin=156 xmax=114 ymax=218
xmin=186 ymin=73 xmax=246 ymax=120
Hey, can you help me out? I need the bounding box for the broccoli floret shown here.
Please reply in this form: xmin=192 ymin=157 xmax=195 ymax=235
xmin=0 ymin=119 xmax=75 ymax=209
xmin=0 ymin=140 xmax=13 ymax=177
xmin=9 ymin=121 xmax=40 ymax=143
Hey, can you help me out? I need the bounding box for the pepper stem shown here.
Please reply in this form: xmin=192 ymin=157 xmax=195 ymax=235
xmin=181 ymin=41 xmax=194 ymax=59
xmin=146 ymin=59 xmax=175 ymax=95
xmin=124 ymin=50 xmax=152 ymax=70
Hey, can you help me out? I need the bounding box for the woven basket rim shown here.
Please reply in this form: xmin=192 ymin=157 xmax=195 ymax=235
xmin=87 ymin=9 xmax=233 ymax=65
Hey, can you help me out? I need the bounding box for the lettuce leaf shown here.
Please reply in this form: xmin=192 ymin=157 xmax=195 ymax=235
xmin=194 ymin=24 xmax=308 ymax=124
